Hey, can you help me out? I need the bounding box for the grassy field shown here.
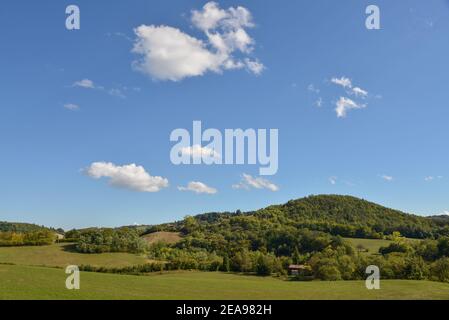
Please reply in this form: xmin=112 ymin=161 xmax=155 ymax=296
xmin=0 ymin=243 xmax=149 ymax=268
xmin=1 ymin=264 xmax=449 ymax=300
xmin=142 ymin=232 xmax=182 ymax=245
xmin=344 ymin=238 xmax=392 ymax=254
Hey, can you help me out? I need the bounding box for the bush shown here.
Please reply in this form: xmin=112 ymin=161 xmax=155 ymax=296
xmin=316 ymin=265 xmax=342 ymax=281
xmin=255 ymin=254 xmax=273 ymax=276
xmin=431 ymin=258 xmax=449 ymax=282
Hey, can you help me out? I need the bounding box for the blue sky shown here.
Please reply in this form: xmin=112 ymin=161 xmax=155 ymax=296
xmin=0 ymin=0 xmax=448 ymax=229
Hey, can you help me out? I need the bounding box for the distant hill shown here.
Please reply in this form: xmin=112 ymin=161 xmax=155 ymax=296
xmin=159 ymin=195 xmax=447 ymax=240
xmin=0 ymin=221 xmax=55 ymax=233
xmin=258 ymin=195 xmax=438 ymax=238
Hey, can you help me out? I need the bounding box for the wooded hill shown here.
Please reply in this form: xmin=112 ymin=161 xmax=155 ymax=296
xmin=0 ymin=221 xmax=55 ymax=233
xmin=149 ymin=195 xmax=448 ymax=240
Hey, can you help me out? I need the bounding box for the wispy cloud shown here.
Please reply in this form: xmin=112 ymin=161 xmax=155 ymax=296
xmin=64 ymin=103 xmax=80 ymax=111
xmin=307 ymin=84 xmax=320 ymax=94
xmin=331 ymin=77 xmax=352 ymax=89
xmin=381 ymin=175 xmax=394 ymax=182
xmin=84 ymin=162 xmax=169 ymax=193
xmin=233 ymin=173 xmax=279 ymax=192
xmin=72 ymin=78 xmax=128 ymax=99
xmin=335 ymin=97 xmax=366 ymax=118
xmin=178 ymin=181 xmax=217 ymax=194
xmin=73 ymin=79 xmax=95 ymax=89
xmin=132 ymin=2 xmax=264 ymax=81
xmin=329 ymin=176 xmax=337 ymax=185
xmin=425 ymin=176 xmax=443 ymax=182
xmin=352 ymin=87 xmax=368 ymax=98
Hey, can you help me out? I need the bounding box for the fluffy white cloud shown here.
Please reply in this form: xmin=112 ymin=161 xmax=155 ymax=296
xmin=64 ymin=103 xmax=80 ymax=111
xmin=132 ymin=2 xmax=263 ymax=81
xmin=331 ymin=77 xmax=352 ymax=89
xmin=178 ymin=181 xmax=217 ymax=194
xmin=335 ymin=97 xmax=366 ymax=118
xmin=73 ymin=79 xmax=95 ymax=89
xmin=181 ymin=145 xmax=221 ymax=159
xmin=441 ymin=210 xmax=449 ymax=216
xmin=85 ymin=162 xmax=169 ymax=193
xmin=132 ymin=25 xmax=223 ymax=81
xmin=381 ymin=175 xmax=394 ymax=182
xmin=233 ymin=173 xmax=279 ymax=192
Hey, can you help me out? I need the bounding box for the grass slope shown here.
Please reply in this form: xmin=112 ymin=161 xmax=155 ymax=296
xmin=1 ymin=265 xmax=449 ymax=300
xmin=344 ymin=238 xmax=392 ymax=254
xmin=142 ymin=232 xmax=182 ymax=245
xmin=0 ymin=243 xmax=149 ymax=268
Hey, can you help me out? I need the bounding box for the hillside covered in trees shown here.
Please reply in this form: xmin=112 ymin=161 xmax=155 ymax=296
xmin=5 ymin=195 xmax=449 ymax=282
xmin=0 ymin=221 xmax=55 ymax=233
xmin=171 ymin=195 xmax=449 ymax=240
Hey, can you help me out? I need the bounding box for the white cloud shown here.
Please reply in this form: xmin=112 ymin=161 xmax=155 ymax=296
xmin=244 ymin=58 xmax=265 ymax=75
xmin=132 ymin=2 xmax=263 ymax=81
xmin=181 ymin=145 xmax=221 ymax=159
xmin=85 ymin=162 xmax=169 ymax=193
xmin=72 ymin=79 xmax=129 ymax=98
xmin=233 ymin=173 xmax=279 ymax=192
xmin=64 ymin=103 xmax=80 ymax=111
xmin=352 ymin=87 xmax=368 ymax=98
xmin=178 ymin=181 xmax=217 ymax=194
xmin=73 ymin=79 xmax=95 ymax=89
xmin=331 ymin=77 xmax=352 ymax=89
xmin=335 ymin=97 xmax=366 ymax=118
xmin=331 ymin=77 xmax=369 ymax=97
xmin=315 ymin=97 xmax=323 ymax=108
xmin=329 ymin=176 xmax=337 ymax=185
xmin=192 ymin=2 xmax=253 ymax=32
xmin=441 ymin=210 xmax=449 ymax=216
xmin=381 ymin=175 xmax=394 ymax=182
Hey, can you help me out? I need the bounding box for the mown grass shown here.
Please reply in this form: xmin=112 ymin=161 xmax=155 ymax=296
xmin=0 ymin=243 xmax=149 ymax=268
xmin=1 ymin=264 xmax=449 ymax=300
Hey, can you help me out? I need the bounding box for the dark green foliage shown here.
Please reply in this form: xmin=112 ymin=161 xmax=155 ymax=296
xmin=0 ymin=222 xmax=54 ymax=233
xmin=76 ymin=228 xmax=147 ymax=254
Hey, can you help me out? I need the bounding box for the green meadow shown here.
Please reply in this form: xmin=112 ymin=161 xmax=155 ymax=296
xmin=1 ymin=264 xmax=449 ymax=300
xmin=0 ymin=243 xmax=149 ymax=268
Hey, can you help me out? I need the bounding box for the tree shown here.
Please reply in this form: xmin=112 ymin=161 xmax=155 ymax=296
xmin=255 ymin=254 xmax=273 ymax=276
xmin=431 ymin=258 xmax=449 ymax=282
xmin=221 ymin=254 xmax=230 ymax=272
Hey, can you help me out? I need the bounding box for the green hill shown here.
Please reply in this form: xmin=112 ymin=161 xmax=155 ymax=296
xmin=176 ymin=195 xmax=445 ymax=240
xmin=0 ymin=221 xmax=55 ymax=233
xmin=259 ymin=195 xmax=440 ymax=238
